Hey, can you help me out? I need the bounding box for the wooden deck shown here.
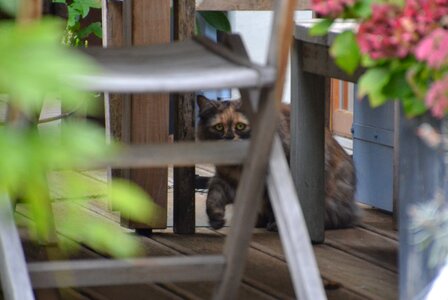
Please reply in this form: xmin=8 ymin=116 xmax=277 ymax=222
xmin=16 ymin=167 xmax=397 ymax=300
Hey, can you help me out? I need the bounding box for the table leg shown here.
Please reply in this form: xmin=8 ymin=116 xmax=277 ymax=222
xmin=290 ymin=40 xmax=325 ymax=243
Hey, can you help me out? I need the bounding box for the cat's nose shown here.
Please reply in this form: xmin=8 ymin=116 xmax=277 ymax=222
xmin=224 ymin=134 xmax=235 ymax=140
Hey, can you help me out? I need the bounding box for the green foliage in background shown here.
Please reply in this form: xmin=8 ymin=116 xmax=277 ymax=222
xmin=0 ymin=4 xmax=155 ymax=257
xmin=199 ymin=11 xmax=231 ymax=33
xmin=52 ymin=0 xmax=102 ymax=47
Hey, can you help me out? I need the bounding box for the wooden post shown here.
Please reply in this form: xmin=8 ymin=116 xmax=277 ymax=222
xmin=290 ymin=40 xmax=326 ymax=243
xmin=104 ymin=0 xmax=170 ymax=230
xmin=172 ymin=0 xmax=196 ymax=234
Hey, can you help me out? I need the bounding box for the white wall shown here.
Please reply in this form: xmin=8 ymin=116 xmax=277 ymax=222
xmin=228 ymin=11 xmax=313 ymax=103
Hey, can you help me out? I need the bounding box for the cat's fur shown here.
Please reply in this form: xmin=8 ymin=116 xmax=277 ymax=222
xmin=197 ymin=95 xmax=360 ymax=230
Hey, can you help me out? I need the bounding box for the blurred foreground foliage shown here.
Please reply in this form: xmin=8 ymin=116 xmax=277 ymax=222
xmin=0 ymin=4 xmax=156 ymax=257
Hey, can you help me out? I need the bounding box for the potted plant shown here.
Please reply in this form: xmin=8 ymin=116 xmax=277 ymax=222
xmin=310 ymin=0 xmax=448 ymax=298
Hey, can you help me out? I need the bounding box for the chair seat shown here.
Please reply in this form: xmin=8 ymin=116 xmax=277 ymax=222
xmin=76 ymin=38 xmax=276 ymax=93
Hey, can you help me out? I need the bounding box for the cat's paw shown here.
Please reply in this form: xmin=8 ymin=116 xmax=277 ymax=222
xmin=266 ymin=221 xmax=278 ymax=232
xmin=209 ymin=218 xmax=226 ymax=229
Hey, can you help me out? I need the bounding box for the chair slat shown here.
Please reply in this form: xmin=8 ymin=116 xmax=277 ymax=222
xmin=28 ymin=255 xmax=225 ymax=288
xmin=0 ymin=195 xmax=35 ymax=300
xmin=89 ymin=140 xmax=249 ymax=169
xmin=75 ymin=39 xmax=276 ymax=93
xmin=267 ymin=136 xmax=326 ymax=300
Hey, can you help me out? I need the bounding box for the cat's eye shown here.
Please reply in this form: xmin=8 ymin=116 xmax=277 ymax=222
xmin=235 ymin=123 xmax=246 ymax=131
xmin=214 ymin=123 xmax=224 ymax=131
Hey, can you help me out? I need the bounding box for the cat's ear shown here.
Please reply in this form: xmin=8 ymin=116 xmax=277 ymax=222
xmin=197 ymin=95 xmax=218 ymax=113
xmin=233 ymin=99 xmax=242 ymax=109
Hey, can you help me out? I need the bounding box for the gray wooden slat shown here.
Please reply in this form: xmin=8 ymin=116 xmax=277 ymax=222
xmin=291 ymin=39 xmax=326 ymax=243
xmin=267 ymin=136 xmax=326 ymax=300
xmin=0 ymin=194 xmax=35 ymax=300
xmin=89 ymin=140 xmax=249 ymax=169
xmin=300 ymin=43 xmax=364 ymax=83
xmin=76 ymin=40 xmax=276 ymax=93
xmin=196 ymin=0 xmax=311 ymax=11
xmin=28 ymin=255 xmax=225 ymax=288
xmin=213 ymin=88 xmax=278 ymax=300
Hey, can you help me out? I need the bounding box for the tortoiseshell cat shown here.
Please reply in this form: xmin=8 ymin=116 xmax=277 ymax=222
xmin=197 ymin=95 xmax=360 ymax=230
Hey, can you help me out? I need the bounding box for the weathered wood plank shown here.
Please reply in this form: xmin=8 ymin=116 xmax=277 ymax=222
xmin=17 ymin=206 xmax=276 ymax=300
xmin=196 ymin=0 xmax=311 ymax=11
xmin=325 ymin=228 xmax=398 ymax=273
xmin=90 ymin=141 xmax=249 ymax=169
xmin=172 ymin=0 xmax=196 ymax=234
xmin=361 ymin=209 xmax=398 ymax=241
xmin=119 ymin=0 xmax=170 ymax=230
xmin=102 ymin=0 xmax=128 ymax=182
xmin=28 ymin=256 xmax=225 ymax=288
xmin=0 ymin=195 xmax=35 ymax=300
xmin=291 ymin=39 xmax=326 ymax=243
xmin=214 ymin=88 xmax=279 ymax=300
xmin=252 ymin=230 xmax=398 ymax=300
xmin=79 ymin=40 xmax=276 ymax=93
xmin=245 ymin=229 xmax=397 ymax=299
xmin=300 ymin=43 xmax=363 ymax=83
xmin=152 ymin=229 xmax=296 ymax=299
xmin=16 ymin=214 xmax=184 ymax=300
xmin=267 ymin=136 xmax=326 ymax=299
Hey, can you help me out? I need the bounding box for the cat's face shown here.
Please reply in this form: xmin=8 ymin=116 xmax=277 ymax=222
xmin=197 ymin=96 xmax=251 ymax=141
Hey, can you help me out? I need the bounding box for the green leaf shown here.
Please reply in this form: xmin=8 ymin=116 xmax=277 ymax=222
xmin=52 ymin=0 xmax=67 ymax=3
xmin=382 ymin=70 xmax=413 ymax=99
xmin=109 ymin=180 xmax=156 ymax=223
xmin=200 ymin=11 xmax=231 ymax=33
xmin=0 ymin=18 xmax=98 ymax=114
xmin=71 ymin=0 xmax=101 ymax=19
xmin=358 ymin=67 xmax=390 ymax=107
xmin=57 ymin=204 xmax=143 ymax=257
xmin=67 ymin=6 xmax=81 ymax=27
xmin=309 ymin=19 xmax=333 ymax=36
xmin=401 ymin=96 xmax=427 ymax=117
xmin=351 ymin=0 xmax=373 ymax=18
xmin=330 ymin=31 xmax=361 ymax=75
xmin=78 ymin=21 xmax=102 ymax=39
xmin=0 ymin=0 xmax=17 ymax=16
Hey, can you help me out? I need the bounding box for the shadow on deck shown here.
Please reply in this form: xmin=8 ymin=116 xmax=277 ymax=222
xmin=17 ymin=169 xmax=397 ymax=300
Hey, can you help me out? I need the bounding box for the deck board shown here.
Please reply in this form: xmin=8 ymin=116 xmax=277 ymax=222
xmin=15 ymin=169 xmax=398 ymax=299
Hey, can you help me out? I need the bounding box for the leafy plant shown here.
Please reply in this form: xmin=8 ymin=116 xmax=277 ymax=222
xmin=310 ymin=0 xmax=448 ymax=118
xmin=52 ymin=0 xmax=102 ymax=47
xmin=198 ymin=11 xmax=231 ymax=33
xmin=0 ymin=3 xmax=155 ymax=257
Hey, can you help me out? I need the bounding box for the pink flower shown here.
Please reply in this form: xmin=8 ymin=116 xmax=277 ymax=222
xmin=415 ymin=29 xmax=448 ymax=69
xmin=312 ymin=0 xmax=355 ymax=18
xmin=357 ymin=0 xmax=448 ymax=60
xmin=426 ymin=76 xmax=448 ymax=118
xmin=357 ymin=4 xmax=404 ymax=59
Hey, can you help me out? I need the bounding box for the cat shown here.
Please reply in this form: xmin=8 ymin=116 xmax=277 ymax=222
xmin=196 ymin=95 xmax=360 ymax=230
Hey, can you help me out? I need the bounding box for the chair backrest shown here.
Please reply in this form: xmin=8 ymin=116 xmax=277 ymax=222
xmin=267 ymin=0 xmax=297 ymax=102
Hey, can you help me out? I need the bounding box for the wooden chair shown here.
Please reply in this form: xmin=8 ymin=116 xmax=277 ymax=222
xmin=0 ymin=0 xmax=326 ymax=299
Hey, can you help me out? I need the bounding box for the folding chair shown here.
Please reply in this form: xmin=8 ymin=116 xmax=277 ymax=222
xmin=0 ymin=0 xmax=326 ymax=299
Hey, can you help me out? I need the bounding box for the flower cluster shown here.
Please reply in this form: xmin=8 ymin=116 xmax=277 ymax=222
xmin=357 ymin=0 xmax=448 ymax=60
xmin=311 ymin=0 xmax=448 ymax=118
xmin=312 ymin=0 xmax=356 ymax=18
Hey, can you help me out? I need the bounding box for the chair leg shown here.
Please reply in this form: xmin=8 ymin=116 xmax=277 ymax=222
xmin=0 ymin=194 xmax=35 ymax=300
xmin=213 ymin=88 xmax=278 ymax=300
xmin=267 ymin=135 xmax=326 ymax=300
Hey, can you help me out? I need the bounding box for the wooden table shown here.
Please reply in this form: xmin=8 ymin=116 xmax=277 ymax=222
xmin=292 ymin=19 xmax=446 ymax=300
xmin=291 ymin=20 xmax=363 ymax=244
